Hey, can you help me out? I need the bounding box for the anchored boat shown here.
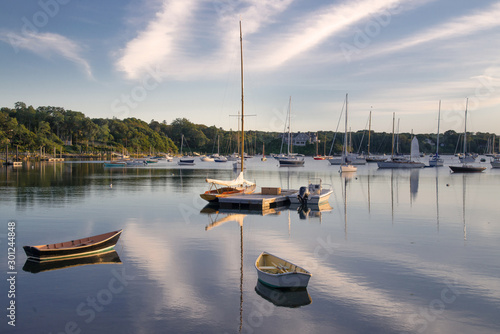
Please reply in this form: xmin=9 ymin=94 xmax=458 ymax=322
xmin=200 ymin=172 xmax=256 ymax=202
xmin=255 ymin=252 xmax=311 ymax=288
xmin=288 ymin=180 xmax=332 ymax=206
xmin=23 ymin=230 xmax=123 ymax=261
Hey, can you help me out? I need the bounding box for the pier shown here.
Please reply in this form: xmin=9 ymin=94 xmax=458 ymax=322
xmin=218 ymin=189 xmax=297 ymax=211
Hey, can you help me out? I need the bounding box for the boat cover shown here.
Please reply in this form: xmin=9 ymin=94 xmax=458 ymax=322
xmin=205 ymin=172 xmax=255 ymax=187
xmin=411 ymin=137 xmax=420 ymax=159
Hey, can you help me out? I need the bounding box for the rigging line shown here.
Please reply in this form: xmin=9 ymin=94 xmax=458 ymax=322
xmin=356 ymin=114 xmax=371 ymax=154
xmin=329 ymin=98 xmax=346 ymax=156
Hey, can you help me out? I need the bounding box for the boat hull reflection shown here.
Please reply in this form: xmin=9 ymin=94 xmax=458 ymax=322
xmin=23 ymin=250 xmax=121 ymax=274
xmin=255 ymin=280 xmax=311 ymax=308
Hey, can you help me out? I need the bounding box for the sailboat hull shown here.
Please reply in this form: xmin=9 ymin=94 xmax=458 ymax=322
xmin=449 ymin=165 xmax=486 ymax=173
xmin=278 ymin=158 xmax=304 ymax=167
xmin=341 ymin=165 xmax=357 ymax=172
xmin=377 ymin=160 xmax=425 ymax=168
xmin=428 ymin=158 xmax=444 ymax=167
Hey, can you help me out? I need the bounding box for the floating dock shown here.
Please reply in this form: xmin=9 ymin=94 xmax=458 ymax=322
xmin=218 ymin=189 xmax=297 ymax=211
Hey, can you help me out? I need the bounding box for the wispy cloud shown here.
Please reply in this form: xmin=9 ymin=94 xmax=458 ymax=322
xmin=116 ymin=0 xmax=295 ymax=80
xmin=116 ymin=0 xmax=198 ymax=80
xmin=116 ymin=0 xmax=433 ymax=80
xmin=250 ymin=0 xmax=407 ymax=70
xmin=0 ymin=31 xmax=93 ymax=78
xmin=357 ymin=1 xmax=500 ymax=60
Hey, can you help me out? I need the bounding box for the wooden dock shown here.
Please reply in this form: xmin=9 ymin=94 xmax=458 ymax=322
xmin=218 ymin=190 xmax=297 ymax=210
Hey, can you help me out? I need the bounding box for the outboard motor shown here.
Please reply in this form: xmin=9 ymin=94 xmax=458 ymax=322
xmin=297 ymin=186 xmax=310 ymax=205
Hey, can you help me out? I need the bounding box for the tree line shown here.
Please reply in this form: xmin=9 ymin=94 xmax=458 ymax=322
xmin=0 ymin=102 xmax=497 ymax=156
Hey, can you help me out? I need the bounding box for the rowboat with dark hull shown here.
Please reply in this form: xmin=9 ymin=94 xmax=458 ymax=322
xmin=23 ymin=230 xmax=123 ymax=261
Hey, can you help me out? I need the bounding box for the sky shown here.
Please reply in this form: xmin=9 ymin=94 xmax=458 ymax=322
xmin=1 ymin=0 xmax=500 ymax=135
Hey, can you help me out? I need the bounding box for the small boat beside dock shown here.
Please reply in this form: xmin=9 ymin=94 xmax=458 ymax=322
xmin=288 ymin=180 xmax=332 ymax=206
xmin=255 ymin=252 xmax=312 ymax=288
xmin=23 ymin=230 xmax=123 ymax=261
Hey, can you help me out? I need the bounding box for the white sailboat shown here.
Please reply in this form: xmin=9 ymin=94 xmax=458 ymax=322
xmin=278 ymin=97 xmax=305 ymax=167
xmin=365 ymin=109 xmax=386 ymax=163
xmin=449 ymin=98 xmax=486 ymax=173
xmin=429 ymin=100 xmax=444 ymax=167
xmin=377 ymin=114 xmax=425 ymax=168
xmin=341 ymin=94 xmax=357 ymax=173
xmin=200 ymin=20 xmax=255 ymax=201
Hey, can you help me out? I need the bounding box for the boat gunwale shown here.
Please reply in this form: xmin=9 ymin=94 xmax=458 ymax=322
xmin=26 ymin=230 xmax=122 ymax=252
xmin=255 ymin=251 xmax=311 ymax=277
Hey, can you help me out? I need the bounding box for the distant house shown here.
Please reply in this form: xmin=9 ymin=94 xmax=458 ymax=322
xmin=280 ymin=132 xmax=318 ymax=147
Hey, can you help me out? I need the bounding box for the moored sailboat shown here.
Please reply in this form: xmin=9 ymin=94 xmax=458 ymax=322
xmin=178 ymin=134 xmax=195 ymax=165
xmin=278 ymin=97 xmax=305 ymax=167
xmin=429 ymin=100 xmax=444 ymax=167
xmin=340 ymin=94 xmax=357 ymax=173
xmin=377 ymin=114 xmax=425 ymax=169
xmin=200 ymin=20 xmax=256 ymax=201
xmin=449 ymin=99 xmax=486 ymax=173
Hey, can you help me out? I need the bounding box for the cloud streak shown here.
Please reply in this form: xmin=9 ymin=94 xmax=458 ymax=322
xmin=356 ymin=1 xmax=500 ymax=60
xmin=116 ymin=0 xmax=426 ymax=80
xmin=0 ymin=31 xmax=93 ymax=78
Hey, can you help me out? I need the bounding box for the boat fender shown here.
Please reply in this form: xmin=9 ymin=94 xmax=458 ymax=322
xmin=297 ymin=186 xmax=310 ymax=205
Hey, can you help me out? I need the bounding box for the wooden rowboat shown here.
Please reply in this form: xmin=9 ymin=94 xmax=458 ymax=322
xmin=23 ymin=230 xmax=123 ymax=261
xmin=255 ymin=252 xmax=311 ymax=288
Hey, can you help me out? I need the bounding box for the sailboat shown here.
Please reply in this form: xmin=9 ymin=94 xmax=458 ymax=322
xmin=261 ymin=142 xmax=267 ymax=161
xmin=491 ymin=136 xmax=500 ymax=168
xmin=278 ymin=97 xmax=305 ymax=167
xmin=178 ymin=134 xmax=195 ymax=165
xmin=214 ymin=135 xmax=228 ymax=162
xmin=429 ymin=100 xmax=444 ymax=167
xmin=340 ymin=94 xmax=357 ymax=173
xmin=449 ymin=98 xmax=486 ymax=173
xmin=200 ymin=21 xmax=256 ymax=202
xmin=377 ymin=114 xmax=425 ymax=168
xmin=365 ymin=109 xmax=385 ymax=163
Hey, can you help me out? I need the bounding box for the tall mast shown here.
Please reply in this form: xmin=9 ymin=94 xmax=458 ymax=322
xmin=368 ymin=109 xmax=372 ymax=156
xmin=391 ymin=112 xmax=395 ymax=159
xmin=239 ymin=20 xmax=245 ymax=172
xmin=288 ymin=96 xmax=292 ymax=155
xmin=463 ymin=98 xmax=468 ymax=155
xmin=344 ymin=93 xmax=348 ymax=160
xmin=436 ymin=100 xmax=441 ymax=156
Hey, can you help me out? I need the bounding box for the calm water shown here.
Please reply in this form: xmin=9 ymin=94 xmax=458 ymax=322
xmin=1 ymin=157 xmax=499 ymax=334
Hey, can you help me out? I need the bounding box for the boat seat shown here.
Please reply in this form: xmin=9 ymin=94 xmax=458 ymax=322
xmin=259 ymin=266 xmax=277 ymax=270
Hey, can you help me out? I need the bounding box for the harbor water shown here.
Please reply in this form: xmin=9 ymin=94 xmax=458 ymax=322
xmin=1 ymin=156 xmax=499 ymax=333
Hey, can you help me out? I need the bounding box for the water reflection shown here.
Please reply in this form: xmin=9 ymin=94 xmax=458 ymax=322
xmin=202 ymin=212 xmax=246 ymax=333
xmin=22 ymin=250 xmax=121 ymax=274
xmin=2 ymin=160 xmax=500 ymax=333
xmin=254 ymin=281 xmax=311 ymax=308
xmin=290 ymin=202 xmax=333 ymax=222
